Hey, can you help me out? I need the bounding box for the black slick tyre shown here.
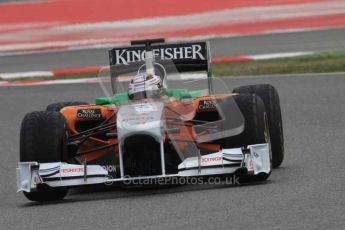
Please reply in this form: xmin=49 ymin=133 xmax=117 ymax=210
xmin=20 ymin=111 xmax=68 ymax=201
xmin=233 ymin=84 xmax=284 ymax=168
xmin=222 ymin=94 xmax=271 ymax=181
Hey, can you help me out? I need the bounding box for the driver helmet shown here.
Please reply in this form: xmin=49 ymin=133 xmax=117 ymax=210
xmin=128 ymin=73 xmax=163 ymax=100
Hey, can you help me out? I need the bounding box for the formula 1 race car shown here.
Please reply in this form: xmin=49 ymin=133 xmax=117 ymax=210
xmin=17 ymin=39 xmax=284 ymax=202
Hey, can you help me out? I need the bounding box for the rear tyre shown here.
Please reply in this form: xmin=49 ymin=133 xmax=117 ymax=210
xmin=20 ymin=111 xmax=68 ymax=201
xmin=46 ymin=101 xmax=88 ymax=112
xmin=233 ymin=84 xmax=284 ymax=168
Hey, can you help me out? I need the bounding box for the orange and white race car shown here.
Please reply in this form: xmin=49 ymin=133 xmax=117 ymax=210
xmin=17 ymin=39 xmax=284 ymax=202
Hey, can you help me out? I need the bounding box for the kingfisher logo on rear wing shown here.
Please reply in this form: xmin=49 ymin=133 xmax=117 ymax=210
xmin=109 ymin=41 xmax=209 ymax=71
xmin=111 ymin=44 xmax=206 ymax=65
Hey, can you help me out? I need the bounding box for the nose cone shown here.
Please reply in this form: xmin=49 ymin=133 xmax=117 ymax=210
xmin=116 ymin=102 xmax=164 ymax=143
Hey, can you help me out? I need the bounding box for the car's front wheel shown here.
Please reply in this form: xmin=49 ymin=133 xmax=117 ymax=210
xmin=221 ymin=95 xmax=271 ymax=182
xmin=20 ymin=111 xmax=68 ymax=201
xmin=233 ymin=84 xmax=284 ymax=168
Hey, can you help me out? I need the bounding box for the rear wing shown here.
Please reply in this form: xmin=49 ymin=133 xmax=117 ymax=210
xmin=108 ymin=39 xmax=212 ymax=77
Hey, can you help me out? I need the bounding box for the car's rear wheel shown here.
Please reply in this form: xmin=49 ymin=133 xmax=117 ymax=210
xmin=233 ymin=84 xmax=284 ymax=168
xmin=46 ymin=101 xmax=88 ymax=112
xmin=20 ymin=111 xmax=68 ymax=201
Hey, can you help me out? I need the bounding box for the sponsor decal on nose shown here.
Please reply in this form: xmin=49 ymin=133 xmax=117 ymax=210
xmin=60 ymin=168 xmax=84 ymax=173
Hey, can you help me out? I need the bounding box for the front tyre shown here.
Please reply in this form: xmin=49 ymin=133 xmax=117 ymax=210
xmin=221 ymin=95 xmax=271 ymax=182
xmin=233 ymin=84 xmax=284 ymax=168
xmin=222 ymin=95 xmax=267 ymax=148
xmin=20 ymin=111 xmax=68 ymax=201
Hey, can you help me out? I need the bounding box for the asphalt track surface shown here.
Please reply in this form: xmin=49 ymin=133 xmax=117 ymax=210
xmin=1 ymin=28 xmax=345 ymax=73
xmin=0 ymin=73 xmax=344 ymax=230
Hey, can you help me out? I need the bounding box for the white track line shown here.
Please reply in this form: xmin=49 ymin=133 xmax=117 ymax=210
xmin=250 ymin=51 xmax=315 ymax=60
xmin=0 ymin=71 xmax=53 ymax=80
xmin=0 ymin=51 xmax=315 ymax=80
xmin=0 ymin=74 xmax=208 ymax=86
xmin=0 ymin=22 xmax=64 ymax=31
xmin=2 ymin=71 xmax=345 ymax=87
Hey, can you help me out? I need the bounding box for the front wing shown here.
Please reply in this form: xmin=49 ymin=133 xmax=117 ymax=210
xmin=17 ymin=144 xmax=270 ymax=192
